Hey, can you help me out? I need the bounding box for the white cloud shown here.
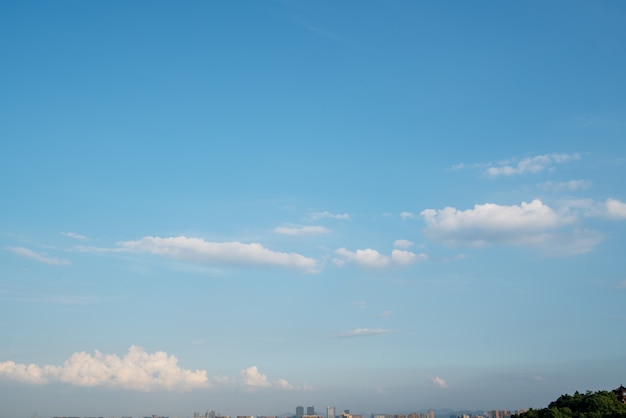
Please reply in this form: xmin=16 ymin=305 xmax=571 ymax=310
xmin=273 ymin=226 xmax=331 ymax=236
xmin=334 ymin=248 xmax=428 ymax=268
xmin=421 ymin=199 xmax=603 ymax=255
xmin=118 ymin=236 xmax=317 ymax=273
xmin=428 ymin=376 xmax=448 ymax=388
xmin=0 ymin=346 xmax=209 ymax=391
xmin=605 ymin=198 xmax=626 ymax=219
xmin=539 ymin=180 xmax=591 ymax=192
xmin=334 ymin=247 xmax=428 ymax=268
xmin=378 ymin=310 xmax=393 ymax=317
xmin=306 ymin=211 xmax=350 ymax=221
xmin=485 ymin=153 xmax=580 ymax=177
xmin=393 ymin=239 xmax=414 ymax=249
xmin=62 ymin=231 xmax=89 ymax=241
xmin=400 ymin=211 xmax=415 ymax=220
xmin=337 ymin=328 xmax=396 ymax=338
xmin=7 ymin=247 xmax=70 ymax=266
xmin=240 ymin=366 xmax=295 ymax=391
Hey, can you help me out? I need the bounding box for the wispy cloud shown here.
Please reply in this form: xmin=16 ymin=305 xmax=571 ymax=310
xmin=306 ymin=211 xmax=350 ymax=221
xmin=485 ymin=153 xmax=580 ymax=177
xmin=428 ymin=376 xmax=448 ymax=388
xmin=400 ymin=211 xmax=415 ymax=220
xmin=61 ymin=231 xmax=89 ymax=241
xmin=0 ymin=291 xmax=103 ymax=305
xmin=7 ymin=246 xmax=70 ymax=266
xmin=118 ymin=236 xmax=318 ymax=273
xmin=336 ymin=328 xmax=396 ymax=338
xmin=273 ymin=225 xmax=331 ymax=236
xmin=539 ymin=180 xmax=591 ymax=192
xmin=334 ymin=247 xmax=428 ymax=268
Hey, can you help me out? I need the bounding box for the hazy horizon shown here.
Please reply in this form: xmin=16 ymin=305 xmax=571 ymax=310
xmin=1 ymin=1 xmax=625 ymax=418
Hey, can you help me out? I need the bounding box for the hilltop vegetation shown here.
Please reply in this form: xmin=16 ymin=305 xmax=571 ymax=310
xmin=514 ymin=390 xmax=626 ymax=418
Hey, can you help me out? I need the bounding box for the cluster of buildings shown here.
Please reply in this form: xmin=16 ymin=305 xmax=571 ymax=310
xmin=47 ymin=407 xmax=529 ymax=418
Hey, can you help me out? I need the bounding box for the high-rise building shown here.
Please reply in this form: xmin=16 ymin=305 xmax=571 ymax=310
xmin=307 ymin=407 xmax=315 ymax=415
xmin=297 ymin=406 xmax=304 ymax=418
xmin=328 ymin=406 xmax=335 ymax=418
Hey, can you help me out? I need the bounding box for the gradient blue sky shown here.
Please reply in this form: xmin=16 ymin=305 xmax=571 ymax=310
xmin=1 ymin=1 xmax=626 ymax=417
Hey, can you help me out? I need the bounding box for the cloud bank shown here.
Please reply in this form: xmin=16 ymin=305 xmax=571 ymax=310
xmin=0 ymin=346 xmax=209 ymax=391
xmin=118 ymin=236 xmax=317 ymax=272
xmin=0 ymin=347 xmax=302 ymax=393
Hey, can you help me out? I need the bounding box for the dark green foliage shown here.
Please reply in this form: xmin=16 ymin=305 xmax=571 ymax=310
xmin=513 ymin=390 xmax=626 ymax=418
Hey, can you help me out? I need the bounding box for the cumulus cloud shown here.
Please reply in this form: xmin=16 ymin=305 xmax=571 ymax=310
xmin=605 ymin=198 xmax=626 ymax=219
xmin=306 ymin=211 xmax=350 ymax=221
xmin=485 ymin=153 xmax=580 ymax=177
xmin=400 ymin=211 xmax=415 ymax=220
xmin=337 ymin=328 xmax=396 ymax=338
xmin=273 ymin=226 xmax=331 ymax=236
xmin=420 ymin=199 xmax=603 ymax=255
xmin=393 ymin=239 xmax=414 ymax=249
xmin=428 ymin=376 xmax=448 ymax=388
xmin=7 ymin=247 xmax=70 ymax=266
xmin=118 ymin=236 xmax=317 ymax=272
xmin=240 ymin=366 xmax=294 ymax=391
xmin=334 ymin=247 xmax=428 ymax=268
xmin=0 ymin=346 xmax=209 ymax=391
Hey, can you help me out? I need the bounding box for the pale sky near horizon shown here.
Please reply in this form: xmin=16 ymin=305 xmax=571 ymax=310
xmin=1 ymin=1 xmax=626 ymax=418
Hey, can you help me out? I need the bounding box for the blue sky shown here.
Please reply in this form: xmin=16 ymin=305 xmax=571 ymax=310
xmin=1 ymin=1 xmax=626 ymax=417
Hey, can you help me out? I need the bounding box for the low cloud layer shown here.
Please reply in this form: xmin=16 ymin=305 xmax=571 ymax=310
xmin=0 ymin=346 xmax=209 ymax=391
xmin=0 ymin=347 xmax=302 ymax=393
xmin=334 ymin=247 xmax=428 ymax=268
xmin=118 ymin=236 xmax=317 ymax=272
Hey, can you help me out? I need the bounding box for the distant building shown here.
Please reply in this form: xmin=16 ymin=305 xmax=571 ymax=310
xmin=328 ymin=406 xmax=336 ymax=418
xmin=308 ymin=407 xmax=316 ymax=415
xmin=297 ymin=406 xmax=305 ymax=418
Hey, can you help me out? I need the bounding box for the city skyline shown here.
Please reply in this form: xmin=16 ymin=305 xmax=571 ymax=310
xmin=1 ymin=1 xmax=626 ymax=418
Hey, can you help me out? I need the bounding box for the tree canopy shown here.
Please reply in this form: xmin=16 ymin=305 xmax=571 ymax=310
xmin=514 ymin=389 xmax=626 ymax=418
